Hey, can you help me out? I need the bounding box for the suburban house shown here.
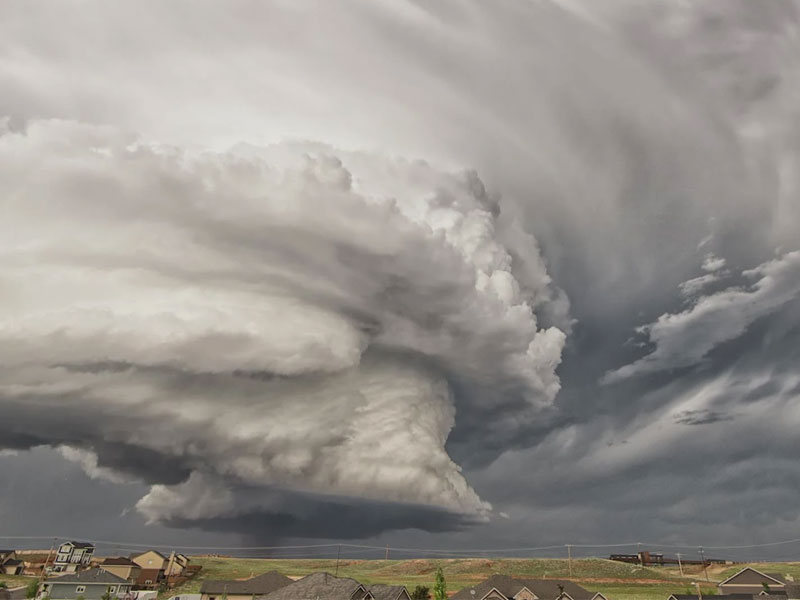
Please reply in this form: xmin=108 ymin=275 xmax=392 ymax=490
xmin=260 ymin=573 xmax=379 ymax=600
xmin=131 ymin=551 xmax=167 ymax=573
xmin=52 ymin=542 xmax=95 ymax=573
xmin=40 ymin=567 xmax=132 ymax=600
xmin=0 ymin=550 xmax=24 ymax=575
xmin=99 ymin=558 xmax=142 ymax=582
xmin=719 ymin=569 xmax=790 ymax=595
xmin=165 ymin=553 xmax=190 ymax=577
xmin=366 ymin=586 xmax=411 ymax=600
xmin=450 ymin=575 xmax=607 ymax=600
xmin=134 ymin=569 xmax=164 ymax=591
xmin=200 ymin=571 xmax=293 ymax=600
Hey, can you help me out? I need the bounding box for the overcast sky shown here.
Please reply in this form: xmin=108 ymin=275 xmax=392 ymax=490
xmin=2 ymin=0 xmax=800 ymax=560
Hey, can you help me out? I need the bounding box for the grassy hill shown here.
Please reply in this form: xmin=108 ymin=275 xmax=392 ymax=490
xmin=164 ymin=557 xmax=715 ymax=600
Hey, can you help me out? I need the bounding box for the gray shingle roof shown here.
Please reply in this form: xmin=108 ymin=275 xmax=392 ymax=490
xmin=261 ymin=573 xmax=365 ymax=600
xmin=367 ymin=586 xmax=407 ymax=600
xmin=46 ymin=567 xmax=128 ymax=585
xmin=67 ymin=542 xmax=95 ymax=549
xmin=200 ymin=571 xmax=294 ymax=595
xmin=450 ymin=576 xmax=597 ymax=600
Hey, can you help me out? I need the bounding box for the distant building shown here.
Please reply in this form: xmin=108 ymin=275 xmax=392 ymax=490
xmin=200 ymin=571 xmax=294 ymax=600
xmin=41 ymin=567 xmax=132 ymax=600
xmin=450 ymin=575 xmax=607 ymax=600
xmin=52 ymin=542 xmax=95 ymax=573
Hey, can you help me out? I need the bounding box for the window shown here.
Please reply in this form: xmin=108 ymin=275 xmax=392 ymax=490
xmin=145 ymin=581 xmax=153 ymax=585
xmin=76 ymin=586 xmax=86 ymax=593
xmin=109 ymin=586 xmax=117 ymax=593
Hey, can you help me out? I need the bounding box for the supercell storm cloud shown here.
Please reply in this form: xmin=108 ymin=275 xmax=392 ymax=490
xmin=1 ymin=0 xmax=800 ymax=548
xmin=0 ymin=123 xmax=564 ymax=533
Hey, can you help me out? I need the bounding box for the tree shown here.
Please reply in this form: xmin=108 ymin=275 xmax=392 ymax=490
xmin=411 ymin=586 xmax=430 ymax=600
xmin=101 ymin=590 xmax=113 ymax=600
xmin=433 ymin=567 xmax=446 ymax=600
xmin=762 ymin=583 xmax=771 ymax=594
xmin=26 ymin=579 xmax=40 ymax=599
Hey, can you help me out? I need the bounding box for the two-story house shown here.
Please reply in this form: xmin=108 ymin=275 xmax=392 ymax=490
xmin=52 ymin=542 xmax=95 ymax=573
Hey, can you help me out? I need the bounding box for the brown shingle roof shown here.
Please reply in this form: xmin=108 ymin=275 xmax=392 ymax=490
xmin=200 ymin=571 xmax=294 ymax=596
xmin=102 ymin=557 xmax=139 ymax=566
xmin=260 ymin=573 xmax=364 ymax=600
xmin=136 ymin=569 xmax=163 ymax=585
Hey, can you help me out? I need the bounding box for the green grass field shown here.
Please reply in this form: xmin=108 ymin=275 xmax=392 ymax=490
xmin=163 ymin=557 xmax=721 ymax=600
xmin=0 ymin=573 xmax=34 ymax=590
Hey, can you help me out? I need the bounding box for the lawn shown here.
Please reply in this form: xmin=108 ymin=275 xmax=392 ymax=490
xmin=0 ymin=573 xmax=36 ymax=591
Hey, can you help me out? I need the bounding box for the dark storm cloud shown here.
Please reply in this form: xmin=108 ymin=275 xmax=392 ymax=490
xmin=168 ymin=492 xmax=475 ymax=541
xmin=1 ymin=0 xmax=800 ymax=550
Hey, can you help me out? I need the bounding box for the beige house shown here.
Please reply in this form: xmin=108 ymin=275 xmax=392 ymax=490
xmin=165 ymin=553 xmax=190 ymax=577
xmin=131 ymin=551 xmax=168 ymax=572
xmin=718 ymin=569 xmax=788 ymax=595
xmin=100 ymin=557 xmax=141 ymax=582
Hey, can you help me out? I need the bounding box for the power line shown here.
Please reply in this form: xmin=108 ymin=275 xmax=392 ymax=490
xmin=3 ymin=534 xmax=800 ymax=555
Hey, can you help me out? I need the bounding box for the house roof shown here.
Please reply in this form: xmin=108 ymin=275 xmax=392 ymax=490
xmin=260 ymin=572 xmax=366 ymax=600
xmin=367 ymin=586 xmax=407 ymax=600
xmin=450 ymin=576 xmax=597 ymax=600
xmin=102 ymin=557 xmax=140 ymax=566
xmin=64 ymin=541 xmax=95 ymax=549
xmin=2 ymin=559 xmax=22 ymax=567
xmin=719 ymin=569 xmax=787 ymax=587
xmin=136 ymin=569 xmax=164 ymax=584
xmin=132 ymin=550 xmax=167 ymax=561
xmin=46 ymin=567 xmax=128 ymax=585
xmin=784 ymin=584 xmax=800 ymax=597
xmin=200 ymin=571 xmax=294 ymax=595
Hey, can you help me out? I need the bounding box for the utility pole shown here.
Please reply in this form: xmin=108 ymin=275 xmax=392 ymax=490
xmin=335 ymin=545 xmax=341 ymax=577
xmin=698 ymin=547 xmax=709 ymax=582
xmin=637 ymin=543 xmax=642 ymax=567
xmin=677 ymin=553 xmax=684 ymax=577
xmin=40 ymin=537 xmax=57 ymax=584
xmin=566 ymin=545 xmax=572 ymax=577
xmin=385 ymin=545 xmax=389 ymax=561
xmin=694 ymin=581 xmax=703 ymax=600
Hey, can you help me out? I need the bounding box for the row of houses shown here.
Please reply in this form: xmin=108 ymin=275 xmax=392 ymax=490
xmin=33 ymin=571 xmax=608 ymax=600
xmin=667 ymin=567 xmax=800 ymax=600
xmin=18 ymin=561 xmax=800 ymax=600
